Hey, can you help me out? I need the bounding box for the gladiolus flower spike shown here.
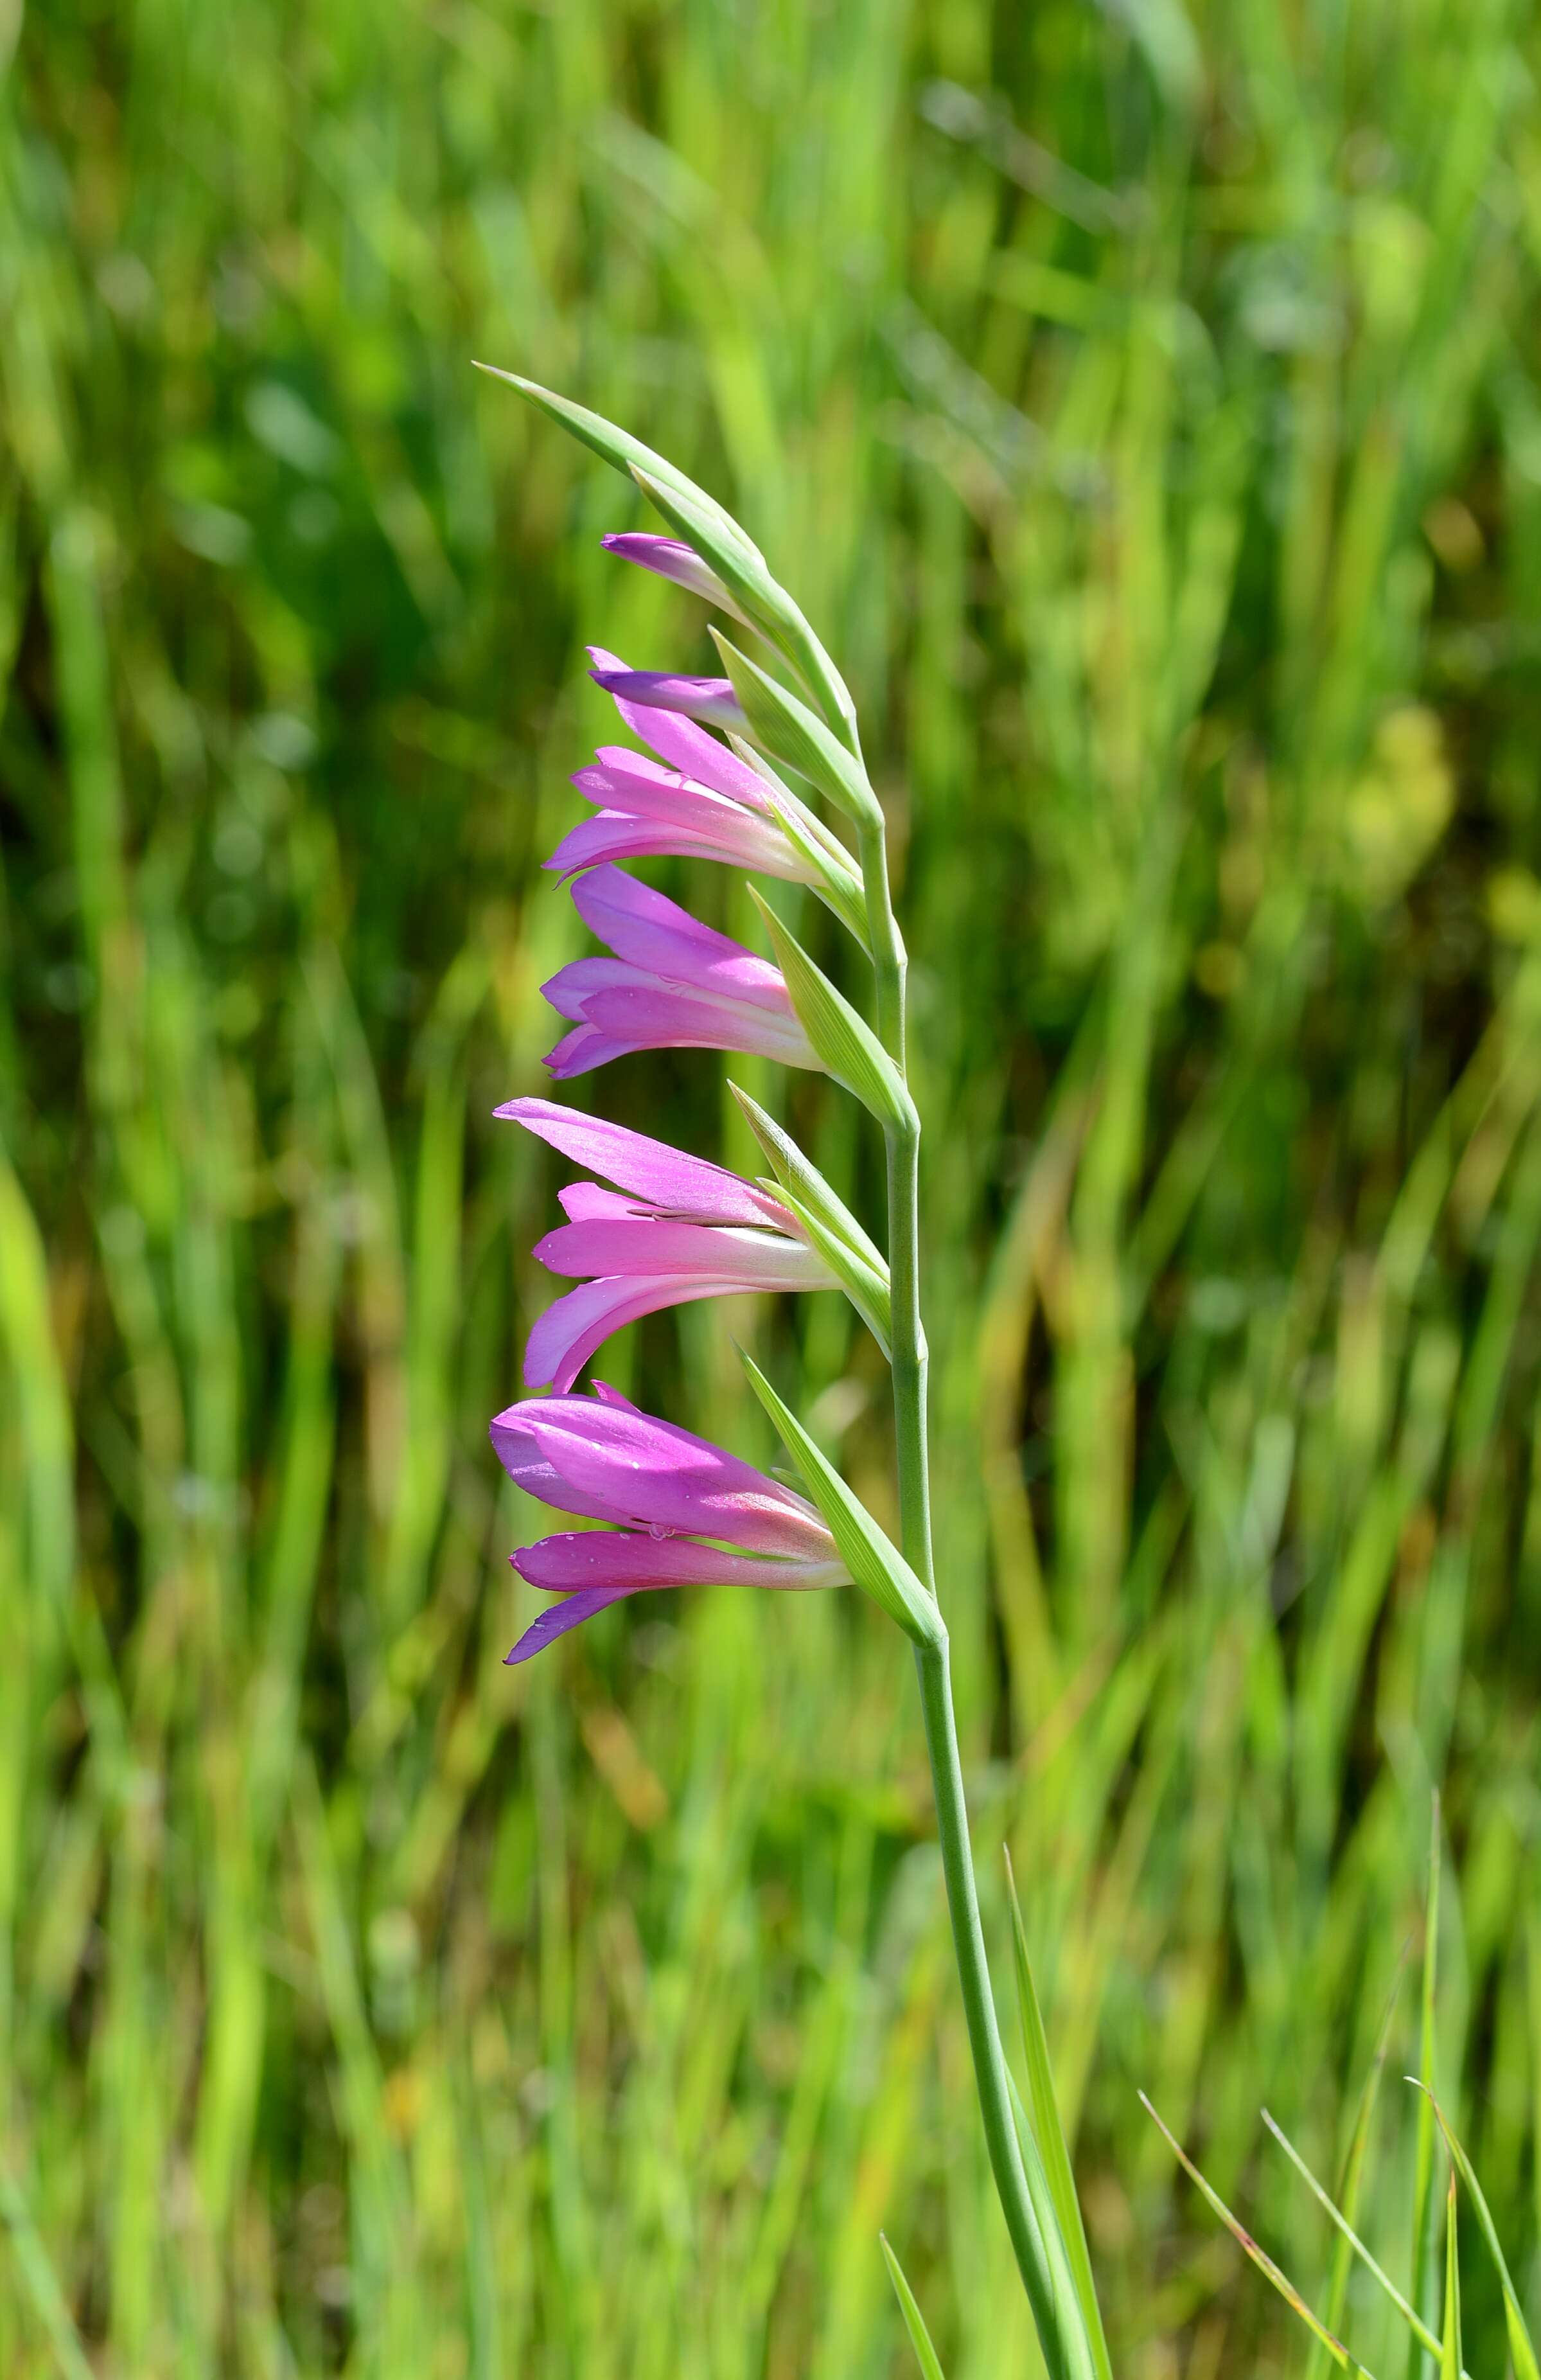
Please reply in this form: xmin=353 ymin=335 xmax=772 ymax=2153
xmin=482 ymin=372 xmax=1110 ymax=2380
xmin=493 ymin=1385 xmax=849 ymax=1664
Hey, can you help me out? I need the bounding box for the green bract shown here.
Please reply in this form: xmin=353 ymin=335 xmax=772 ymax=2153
xmin=474 ymin=365 xmax=758 ymax=559
xmin=710 ymin=628 xmax=883 ymax=830
xmin=748 ymin=887 xmax=913 ymax=1131
xmin=728 ymin=1083 xmax=887 ymax=1270
xmin=737 ymin=1352 xmax=942 ymax=1649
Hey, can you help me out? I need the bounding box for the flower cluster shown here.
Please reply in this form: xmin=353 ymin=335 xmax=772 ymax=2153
xmin=493 ymin=571 xmax=871 ymax=1662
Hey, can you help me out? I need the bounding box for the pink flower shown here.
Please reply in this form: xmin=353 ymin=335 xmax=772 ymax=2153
xmin=548 ymin=745 xmax=815 ymax=885
xmin=491 ymin=1382 xmax=847 ymax=1662
xmin=586 ymin=645 xmax=766 ymax=806
xmin=499 ymin=1097 xmax=832 ymax=1390
xmin=543 ymin=863 xmax=818 ymax=1079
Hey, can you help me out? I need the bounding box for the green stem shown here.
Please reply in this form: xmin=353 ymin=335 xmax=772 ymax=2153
xmin=915 ymin=1635 xmax=1064 ymax=2369
xmin=858 ymin=813 xmax=1066 ymax=2363
xmin=887 ymin=1115 xmax=933 ymax=1592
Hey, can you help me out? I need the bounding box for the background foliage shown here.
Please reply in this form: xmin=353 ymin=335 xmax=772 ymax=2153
xmin=3 ymin=0 xmax=1541 ymax=2372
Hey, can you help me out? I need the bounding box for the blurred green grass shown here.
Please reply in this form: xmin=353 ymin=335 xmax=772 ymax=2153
xmin=3 ymin=0 xmax=1541 ymax=2371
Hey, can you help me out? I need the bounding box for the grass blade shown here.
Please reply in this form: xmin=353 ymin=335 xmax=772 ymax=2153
xmin=1416 ymin=2087 xmax=1540 ymax=2380
xmin=1141 ymin=2095 xmax=1378 ymax=2377
xmin=1407 ymin=1800 xmax=1442 ymax=2380
xmin=1262 ymin=2111 xmax=1444 ymax=2363
xmin=880 ymin=2235 xmax=947 ymax=2380
xmin=0 ymin=2164 xmax=96 ymax=2380
xmin=1004 ymin=1851 xmax=1113 ymax=2380
xmin=1440 ymin=2177 xmax=1461 ymax=2380
xmin=1302 ymin=1955 xmax=1407 ymax=2380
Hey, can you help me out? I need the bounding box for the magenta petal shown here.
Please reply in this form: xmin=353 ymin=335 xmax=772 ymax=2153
xmin=592 ymin=740 xmax=771 ymax=820
xmin=552 ymin=774 xmax=802 ymax=884
xmin=556 ymin=1182 xmax=638 ymax=1223
xmin=589 ymin=666 xmax=744 ymax=733
xmin=579 ymin=983 xmax=816 ymax=1067
xmin=523 ymin=1273 xmax=737 ymax=1391
xmin=599 ymin=533 xmax=730 ymax=609
xmin=588 ymin=750 xmax=759 ymax=827
xmin=488 ymin=1393 xmax=831 ymax=1554
xmin=532 ymin=1215 xmax=827 ymax=1289
xmin=542 ymin=955 xmax=646 ymax=1024
xmin=543 ymin=1023 xmax=637 ymax=1078
xmin=495 ymin=1096 xmax=786 ymax=1229
xmin=515 ymin=1532 xmax=834 ymax=1593
xmin=586 ymin=647 xmax=768 ymax=804
xmin=570 ymin=866 xmax=789 ymax=1007
xmin=504 ymin=1583 xmax=634 ymax=1664
xmin=545 ymin=815 xmax=707 ymax=877
xmin=489 ymin=1412 xmax=638 ymax=1527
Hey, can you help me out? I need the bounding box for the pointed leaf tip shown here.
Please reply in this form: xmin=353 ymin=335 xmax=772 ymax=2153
xmin=477 ymin=366 xmax=753 ymax=553
xmin=881 ymin=2237 xmax=947 ymax=2380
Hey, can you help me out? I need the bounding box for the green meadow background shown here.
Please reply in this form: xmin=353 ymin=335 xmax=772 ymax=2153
xmin=4 ymin=0 xmax=1541 ymax=2371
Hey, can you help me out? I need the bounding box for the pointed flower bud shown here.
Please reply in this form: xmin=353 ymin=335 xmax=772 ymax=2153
xmin=599 ymin=533 xmax=750 ymax=623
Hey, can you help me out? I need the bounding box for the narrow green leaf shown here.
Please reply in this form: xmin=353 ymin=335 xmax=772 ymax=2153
xmin=1407 ymin=1799 xmax=1442 ymax=2380
xmin=710 ymin=627 xmax=881 ymax=828
xmin=880 ymin=2236 xmax=947 ymax=2380
xmin=629 ymin=464 xmax=858 ymax=742
xmin=1141 ymin=2095 xmax=1378 ymax=2377
xmin=729 ymin=736 xmax=859 ymax=871
xmin=1005 ymin=2072 xmax=1102 ymax=2380
xmin=737 ymin=1351 xmax=942 ymax=1647
xmin=1263 ymin=2111 xmax=1444 ymax=2363
xmin=473 ymin=365 xmax=759 ymax=560
xmin=1440 ymin=2178 xmax=1461 ymax=2380
xmin=1417 ymin=2087 xmax=1541 ymax=2380
xmin=1004 ymin=1852 xmax=1113 ymax=2380
xmin=725 ymin=740 xmax=870 ymax=944
xmin=1304 ymin=1957 xmax=1407 ymax=2380
xmin=0 ymin=2165 xmax=96 ymax=2380
xmin=748 ymin=886 xmax=914 ymax=1131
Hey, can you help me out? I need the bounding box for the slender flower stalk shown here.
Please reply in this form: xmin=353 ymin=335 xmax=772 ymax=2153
xmin=493 ymin=1382 xmax=847 ymax=1663
xmin=487 ymin=372 xmax=1109 ymax=2380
